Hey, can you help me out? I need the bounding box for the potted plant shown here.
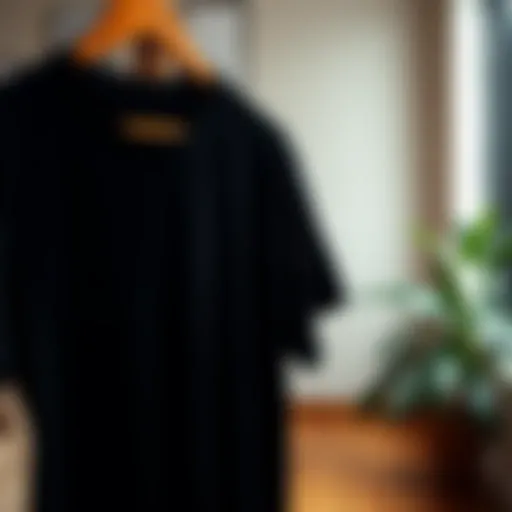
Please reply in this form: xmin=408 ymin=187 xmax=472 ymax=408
xmin=359 ymin=210 xmax=512 ymax=502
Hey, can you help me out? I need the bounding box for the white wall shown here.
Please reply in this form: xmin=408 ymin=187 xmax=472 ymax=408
xmin=186 ymin=2 xmax=248 ymax=85
xmin=449 ymin=0 xmax=487 ymax=223
xmin=251 ymin=0 xmax=415 ymax=397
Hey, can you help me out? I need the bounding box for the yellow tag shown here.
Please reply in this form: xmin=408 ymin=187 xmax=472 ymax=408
xmin=119 ymin=114 xmax=190 ymax=145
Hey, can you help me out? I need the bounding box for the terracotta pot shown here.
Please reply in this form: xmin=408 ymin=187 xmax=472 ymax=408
xmin=293 ymin=405 xmax=485 ymax=498
xmin=347 ymin=411 xmax=484 ymax=495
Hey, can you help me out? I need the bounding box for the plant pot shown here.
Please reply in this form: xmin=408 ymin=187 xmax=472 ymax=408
xmin=479 ymin=388 xmax=512 ymax=509
xmin=332 ymin=409 xmax=485 ymax=501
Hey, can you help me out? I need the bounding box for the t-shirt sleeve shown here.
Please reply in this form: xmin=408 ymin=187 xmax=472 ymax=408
xmin=0 ymin=86 xmax=20 ymax=382
xmin=260 ymin=123 xmax=347 ymax=362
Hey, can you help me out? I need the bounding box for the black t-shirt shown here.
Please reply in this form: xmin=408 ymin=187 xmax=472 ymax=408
xmin=0 ymin=54 xmax=344 ymax=512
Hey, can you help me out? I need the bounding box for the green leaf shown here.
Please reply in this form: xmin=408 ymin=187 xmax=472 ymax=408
xmin=458 ymin=209 xmax=498 ymax=265
xmin=359 ymin=326 xmax=419 ymax=411
xmin=361 ymin=282 xmax=444 ymax=319
xmin=387 ymin=368 xmax=424 ymax=417
xmin=491 ymin=235 xmax=512 ymax=269
xmin=360 ymin=327 xmax=455 ymax=415
xmin=430 ymin=352 xmax=464 ymax=397
xmin=431 ymin=255 xmax=473 ymax=339
xmin=466 ymin=379 xmax=498 ymax=426
xmin=387 ymin=350 xmax=452 ymax=417
xmin=478 ymin=312 xmax=512 ymax=350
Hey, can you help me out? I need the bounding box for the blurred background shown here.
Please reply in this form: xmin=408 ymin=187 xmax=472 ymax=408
xmin=0 ymin=0 xmax=506 ymax=510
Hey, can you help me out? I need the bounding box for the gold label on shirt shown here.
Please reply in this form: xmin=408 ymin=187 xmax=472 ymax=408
xmin=119 ymin=114 xmax=190 ymax=145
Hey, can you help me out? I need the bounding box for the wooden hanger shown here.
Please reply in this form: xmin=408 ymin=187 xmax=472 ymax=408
xmin=73 ymin=0 xmax=214 ymax=83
